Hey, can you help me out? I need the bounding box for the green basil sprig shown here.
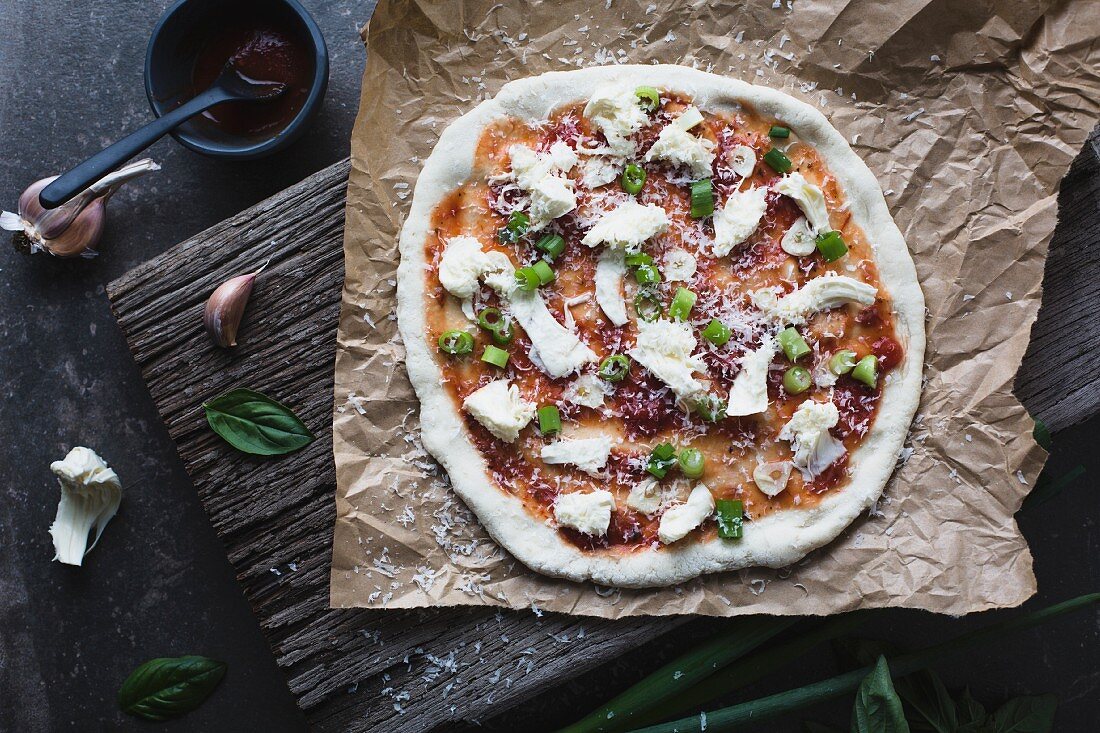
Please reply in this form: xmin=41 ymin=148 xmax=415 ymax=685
xmin=118 ymin=655 xmax=226 ymax=721
xmin=203 ymin=388 xmax=314 ymax=456
xmin=851 ymin=656 xmax=910 ymax=733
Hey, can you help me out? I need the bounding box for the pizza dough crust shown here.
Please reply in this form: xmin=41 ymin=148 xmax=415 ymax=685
xmin=396 ymin=65 xmax=926 ymax=588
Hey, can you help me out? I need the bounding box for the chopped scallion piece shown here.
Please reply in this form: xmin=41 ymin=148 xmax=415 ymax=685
xmin=635 ymin=86 xmax=661 ymax=112
xmin=598 ymin=354 xmax=631 ymax=382
xmin=852 ymin=354 xmax=878 ymax=387
xmin=477 ymin=307 xmax=504 ymax=332
xmin=531 ymin=259 xmax=556 ymax=285
xmin=689 ymin=179 xmax=715 ymax=219
xmin=702 ymin=318 xmax=731 ymax=346
xmin=715 ymin=499 xmax=744 ymax=539
xmin=489 ymin=323 xmax=513 ymax=346
xmin=690 ymin=393 xmax=724 ymax=423
xmin=763 ymin=148 xmax=792 ymax=173
xmin=437 ymin=330 xmax=474 ymax=355
xmin=769 ymin=125 xmax=791 ymax=139
xmin=828 ymin=349 xmax=857 ymax=375
xmin=498 ymin=210 xmax=530 ymax=243
xmin=777 ymin=327 xmax=811 ymax=362
xmin=481 ymin=345 xmax=509 ymax=368
xmin=537 ymin=405 xmax=562 ymax=435
xmin=621 ymin=164 xmax=646 ymax=195
xmin=646 ymin=443 xmax=677 ymax=479
xmin=668 ymin=287 xmax=697 ymax=321
xmin=783 ymin=366 xmax=812 ymax=394
xmin=678 ymin=448 xmax=705 ymax=479
xmin=634 ymin=263 xmax=661 ymax=285
xmin=625 ymin=252 xmax=654 ymax=267
xmin=815 ymin=230 xmax=848 ymax=262
xmin=633 ymin=291 xmax=663 ymax=322
xmin=535 ymin=233 xmax=565 ymax=260
xmin=515 ymin=266 xmax=540 ymax=292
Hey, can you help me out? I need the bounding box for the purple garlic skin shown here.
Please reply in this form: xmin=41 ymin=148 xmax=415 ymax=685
xmin=204 ymin=272 xmax=260 ymax=348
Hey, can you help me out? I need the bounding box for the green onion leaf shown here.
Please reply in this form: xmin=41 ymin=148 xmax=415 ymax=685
xmin=498 ymin=210 xmax=530 ymax=243
xmin=678 ymin=448 xmax=705 ymax=479
xmin=537 ymin=405 xmax=562 ymax=435
xmin=702 ymin=318 xmax=731 ymax=346
xmin=829 ymin=349 xmax=857 ymax=375
xmin=625 ymin=252 xmax=654 ymax=267
xmin=763 ymin=147 xmax=793 ymax=173
xmin=477 ymin=308 xmax=513 ymax=345
xmin=621 ymin=163 xmax=646 ymax=195
xmin=778 ymin=326 xmax=812 ymax=362
xmin=438 ymin=329 xmax=474 ymax=355
xmin=531 ymin=259 xmax=556 ymax=285
xmin=535 ymin=233 xmax=565 ymax=260
xmin=689 ymin=179 xmax=715 ymax=219
xmin=769 ymin=125 xmax=791 ymax=138
xmin=514 ymin=266 xmax=540 ymax=292
xmin=690 ymin=393 xmax=725 ymax=423
xmin=481 ymin=344 xmax=509 ymax=368
xmin=815 ymin=230 xmax=849 ymax=262
xmin=634 ymin=263 xmax=661 ymax=285
xmin=715 ymin=498 xmax=744 ymax=539
xmin=783 ymin=366 xmax=812 ymax=394
xmin=633 ymin=291 xmax=663 ymax=322
xmin=646 ymin=443 xmax=677 ymax=478
xmin=598 ymin=354 xmax=631 ymax=382
xmin=668 ymin=287 xmax=697 ymax=322
xmin=635 ymin=85 xmax=661 ymax=112
xmin=852 ymin=354 xmax=878 ymax=387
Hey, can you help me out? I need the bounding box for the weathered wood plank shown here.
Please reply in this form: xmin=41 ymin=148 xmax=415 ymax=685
xmin=107 ymin=126 xmax=1098 ymax=731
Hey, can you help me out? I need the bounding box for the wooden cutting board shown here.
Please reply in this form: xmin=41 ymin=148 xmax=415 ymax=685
xmin=106 ymin=133 xmax=1099 ymax=731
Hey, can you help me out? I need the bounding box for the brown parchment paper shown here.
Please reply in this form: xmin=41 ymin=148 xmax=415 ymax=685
xmin=330 ymin=0 xmax=1100 ymax=618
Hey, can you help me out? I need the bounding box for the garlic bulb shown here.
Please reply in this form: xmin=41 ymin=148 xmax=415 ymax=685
xmin=1 ymin=158 xmax=159 ymax=258
xmin=204 ymin=262 xmax=266 ymax=348
xmin=48 ymin=447 xmax=122 ymax=566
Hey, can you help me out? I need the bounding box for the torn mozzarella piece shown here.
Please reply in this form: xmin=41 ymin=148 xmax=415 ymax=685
xmin=753 ymin=273 xmax=877 ymax=325
xmin=509 ymin=289 xmax=596 ymax=378
xmin=563 ymin=374 xmax=609 ymax=409
xmin=541 ymin=436 xmax=614 ymax=475
xmin=625 ymin=477 xmax=662 ymax=515
xmin=778 ymin=399 xmax=846 ymax=480
xmin=581 ymin=200 xmax=670 ymax=250
xmin=508 ymin=143 xmax=579 ymax=230
xmin=712 ymin=187 xmax=768 ymax=256
xmin=726 ymin=337 xmax=777 ymax=417
xmin=462 ymin=379 xmax=536 ymax=443
xmin=658 ymin=484 xmax=715 ymax=544
xmin=644 ymin=106 xmax=715 ymax=178
xmin=727 ymin=144 xmax=757 ymax=179
xmin=628 ymin=318 xmax=708 ymax=402
xmin=780 ymin=216 xmax=817 ymax=256
xmin=774 ymin=172 xmax=831 ymax=235
xmin=438 ymin=235 xmax=515 ymax=299
xmin=594 ymin=249 xmax=629 ymax=326
xmin=554 ymin=489 xmax=616 ymax=536
xmin=753 ymin=461 xmax=793 ymax=497
xmin=583 ymin=86 xmax=649 ymax=156
xmin=663 ymin=248 xmax=697 ymax=282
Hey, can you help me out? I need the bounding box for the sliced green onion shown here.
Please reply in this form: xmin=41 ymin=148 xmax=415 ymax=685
xmin=702 ymin=318 xmax=731 ymax=346
xmin=514 ymin=266 xmax=540 ymax=291
xmin=598 ymin=354 xmax=631 ymax=382
xmin=531 ymin=259 xmax=556 ymax=285
xmin=852 ymin=354 xmax=878 ymax=387
xmin=477 ymin=307 xmax=504 ymax=331
xmin=678 ymin=448 xmax=705 ymax=479
xmin=498 ymin=210 xmax=530 ymax=243
xmin=537 ymin=405 xmax=562 ymax=435
xmin=634 ymin=263 xmax=661 ymax=285
xmin=783 ymin=366 xmax=812 ymax=394
xmin=763 ymin=147 xmax=792 ymax=173
xmin=635 ymin=85 xmax=661 ymax=112
xmin=621 ymin=164 xmax=646 ymax=195
xmin=437 ymin=330 xmax=474 ymax=355
xmin=625 ymin=252 xmax=653 ymax=267
xmin=668 ymin=287 xmax=697 ymax=322
xmin=646 ymin=443 xmax=677 ymax=479
xmin=535 ymin=233 xmax=565 ymax=260
xmin=716 ymin=498 xmax=744 ymax=539
xmin=690 ymin=393 xmax=724 ymax=423
xmin=689 ymin=179 xmax=715 ymax=219
xmin=769 ymin=125 xmax=791 ymax=138
xmin=829 ymin=349 xmax=857 ymax=375
xmin=815 ymin=230 xmax=848 ymax=262
xmin=633 ymin=291 xmax=663 ymax=322
xmin=481 ymin=344 xmax=509 ymax=368
xmin=777 ymin=326 xmax=811 ymax=362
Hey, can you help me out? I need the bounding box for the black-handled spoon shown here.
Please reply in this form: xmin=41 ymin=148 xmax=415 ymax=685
xmin=39 ymin=64 xmax=285 ymax=210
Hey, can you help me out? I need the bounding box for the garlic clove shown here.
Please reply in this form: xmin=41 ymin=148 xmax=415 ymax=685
xmin=753 ymin=460 xmax=793 ymax=498
xmin=204 ymin=267 xmax=264 ymax=348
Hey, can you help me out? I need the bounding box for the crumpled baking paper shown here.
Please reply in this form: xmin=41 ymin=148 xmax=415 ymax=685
xmin=330 ymin=0 xmax=1100 ymax=618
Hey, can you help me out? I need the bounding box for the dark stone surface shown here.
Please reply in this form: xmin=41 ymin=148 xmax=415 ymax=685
xmin=0 ymin=2 xmax=1095 ymax=732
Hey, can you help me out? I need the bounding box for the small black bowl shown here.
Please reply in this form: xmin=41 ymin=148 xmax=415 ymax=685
xmin=144 ymin=0 xmax=329 ymax=160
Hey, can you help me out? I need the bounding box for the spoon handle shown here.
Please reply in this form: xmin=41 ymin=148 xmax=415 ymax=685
xmin=38 ymin=87 xmax=232 ymax=210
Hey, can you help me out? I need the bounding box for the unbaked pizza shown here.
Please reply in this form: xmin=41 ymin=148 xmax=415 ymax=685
xmin=396 ymin=65 xmax=924 ymax=588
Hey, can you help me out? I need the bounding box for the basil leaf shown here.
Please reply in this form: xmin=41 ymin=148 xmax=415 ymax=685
xmin=118 ymin=655 xmax=226 ymax=721
xmin=991 ymin=695 xmax=1057 ymax=733
xmin=956 ymin=687 xmax=990 ymax=730
xmin=895 ymin=671 xmax=957 ymax=733
xmin=851 ymin=656 xmax=911 ymax=733
xmin=204 ymin=388 xmax=315 ymax=456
